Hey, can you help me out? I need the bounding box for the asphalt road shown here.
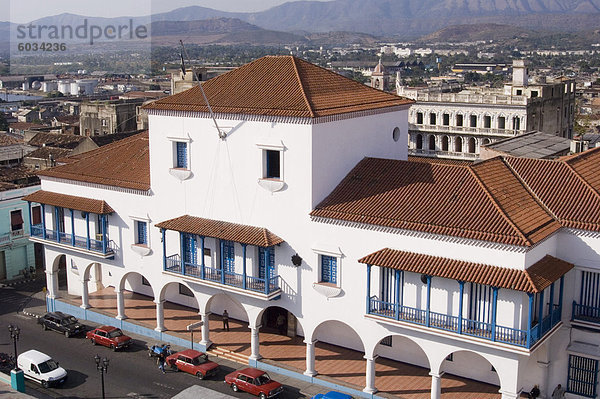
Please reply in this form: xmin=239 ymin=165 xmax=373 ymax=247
xmin=0 ymin=278 xmax=311 ymax=399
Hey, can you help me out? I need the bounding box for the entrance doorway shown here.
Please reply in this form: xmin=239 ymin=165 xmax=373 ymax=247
xmin=262 ymin=307 xmax=289 ymax=336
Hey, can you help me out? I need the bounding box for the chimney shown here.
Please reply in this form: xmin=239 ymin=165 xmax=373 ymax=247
xmin=512 ymin=59 xmax=529 ymax=87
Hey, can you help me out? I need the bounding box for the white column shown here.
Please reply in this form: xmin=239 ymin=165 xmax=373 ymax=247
xmin=154 ymin=300 xmax=165 ymax=332
xmin=499 ymin=390 xmax=519 ymax=399
xmin=46 ymin=271 xmax=58 ymax=299
xmin=115 ymin=289 xmax=127 ymax=320
xmin=363 ymin=355 xmax=378 ymax=394
xmin=249 ymin=325 xmax=262 ymax=361
xmin=304 ymin=339 xmax=317 ymax=377
xmin=430 ymin=372 xmax=443 ymax=399
xmin=200 ymin=312 xmax=212 ymax=347
xmin=80 ymin=279 xmax=90 ymax=309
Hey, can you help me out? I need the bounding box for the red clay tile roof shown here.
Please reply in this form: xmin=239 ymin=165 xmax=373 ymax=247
xmin=358 ymin=249 xmax=573 ymax=293
xmin=37 ymin=132 xmax=150 ymax=191
xmin=311 ymin=157 xmax=559 ymax=247
xmin=155 ymin=215 xmax=284 ymax=248
xmin=22 ymin=190 xmax=114 ymax=214
xmin=143 ymin=56 xmax=413 ymax=118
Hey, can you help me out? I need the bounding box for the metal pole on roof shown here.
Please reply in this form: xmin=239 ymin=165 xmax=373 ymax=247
xmin=179 ymin=40 xmax=226 ymax=140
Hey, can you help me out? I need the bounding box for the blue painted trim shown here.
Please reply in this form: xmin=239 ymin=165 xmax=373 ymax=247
xmin=41 ymin=204 xmax=47 ymax=239
xmin=549 ymin=281 xmax=555 ymax=326
xmin=559 ymin=276 xmax=564 ymax=317
xmin=54 ymin=206 xmax=60 ymax=242
xmin=220 ymin=240 xmax=225 ymax=285
xmin=426 ymin=276 xmax=431 ymax=328
xmin=537 ymin=289 xmax=544 ymax=340
xmin=366 ymin=264 xmax=371 ymax=314
xmin=394 ymin=270 xmax=400 ymax=320
xmin=491 ymin=287 xmax=498 ymax=342
xmin=161 ymin=229 xmax=166 ymax=271
xmin=200 ymin=236 xmax=206 ymax=280
xmin=70 ymin=209 xmax=75 ymax=246
xmin=242 ymin=244 xmax=247 ymax=291
xmin=180 ymin=232 xmax=185 ymax=276
xmin=458 ymin=281 xmax=464 ymax=335
xmin=101 ymin=214 xmax=108 ymax=254
xmin=85 ymin=212 xmax=90 ymax=250
xmin=264 ymin=247 xmax=270 ymax=295
xmin=27 ymin=202 xmax=32 ymax=234
xmin=527 ymin=293 xmax=533 ymax=348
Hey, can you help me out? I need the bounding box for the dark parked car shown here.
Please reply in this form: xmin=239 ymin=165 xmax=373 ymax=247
xmin=86 ymin=326 xmax=132 ymax=351
xmin=38 ymin=312 xmax=85 ymax=338
xmin=225 ymin=368 xmax=283 ymax=398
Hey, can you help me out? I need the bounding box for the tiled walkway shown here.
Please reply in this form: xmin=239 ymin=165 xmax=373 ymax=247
xmin=78 ymin=288 xmax=503 ymax=398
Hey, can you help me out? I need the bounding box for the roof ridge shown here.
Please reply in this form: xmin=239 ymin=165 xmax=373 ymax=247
xmin=468 ymin=159 xmax=531 ymax=246
xmin=562 ymin=158 xmax=600 ymax=202
xmin=290 ymin=56 xmax=315 ymax=118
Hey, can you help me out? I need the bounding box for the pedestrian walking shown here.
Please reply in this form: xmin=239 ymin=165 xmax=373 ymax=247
xmin=223 ymin=309 xmax=230 ymax=331
xmin=529 ymin=384 xmax=540 ymax=399
xmin=157 ymin=351 xmax=166 ymax=374
xmin=552 ymin=384 xmax=565 ymax=399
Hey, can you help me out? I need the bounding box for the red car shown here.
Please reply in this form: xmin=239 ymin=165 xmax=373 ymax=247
xmin=166 ymin=349 xmax=219 ymax=379
xmin=225 ymin=367 xmax=283 ymax=398
xmin=86 ymin=326 xmax=132 ymax=351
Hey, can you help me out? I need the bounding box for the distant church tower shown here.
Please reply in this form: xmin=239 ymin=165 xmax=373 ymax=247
xmin=371 ymin=59 xmax=388 ymax=91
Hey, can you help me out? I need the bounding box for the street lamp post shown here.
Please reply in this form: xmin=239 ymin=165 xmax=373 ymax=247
xmin=7 ymin=324 xmax=24 ymax=393
xmin=7 ymin=325 xmax=20 ymax=370
xmin=94 ymin=354 xmax=109 ymax=399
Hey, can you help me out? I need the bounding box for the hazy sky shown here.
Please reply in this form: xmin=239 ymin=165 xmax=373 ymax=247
xmin=2 ymin=0 xmax=331 ymax=23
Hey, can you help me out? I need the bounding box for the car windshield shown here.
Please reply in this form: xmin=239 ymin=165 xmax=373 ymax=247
xmin=191 ymin=354 xmax=207 ymax=365
xmin=255 ymin=373 xmax=271 ymax=385
xmin=37 ymin=360 xmax=59 ymax=373
xmin=108 ymin=329 xmax=123 ymax=338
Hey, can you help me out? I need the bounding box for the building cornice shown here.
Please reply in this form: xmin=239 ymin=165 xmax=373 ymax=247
xmin=39 ymin=176 xmax=151 ymax=196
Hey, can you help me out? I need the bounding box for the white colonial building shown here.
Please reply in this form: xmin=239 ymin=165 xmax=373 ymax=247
xmin=25 ymin=56 xmax=600 ymax=399
xmin=398 ymin=60 xmax=576 ymax=161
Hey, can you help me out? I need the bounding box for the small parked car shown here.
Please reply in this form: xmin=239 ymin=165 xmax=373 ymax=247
xmin=224 ymin=367 xmax=283 ymax=398
xmin=38 ymin=311 xmax=85 ymax=338
xmin=311 ymin=391 xmax=354 ymax=399
xmin=86 ymin=325 xmax=132 ymax=351
xmin=166 ymin=349 xmax=219 ymax=379
xmin=17 ymin=350 xmax=67 ymax=388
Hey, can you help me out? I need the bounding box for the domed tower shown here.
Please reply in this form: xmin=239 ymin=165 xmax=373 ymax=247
xmin=371 ymin=59 xmax=388 ymax=91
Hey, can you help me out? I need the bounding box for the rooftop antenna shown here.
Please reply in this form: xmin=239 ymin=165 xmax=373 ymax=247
xmin=179 ymin=40 xmax=226 ymax=140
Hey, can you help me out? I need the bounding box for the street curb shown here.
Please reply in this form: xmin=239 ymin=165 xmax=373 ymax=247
xmin=21 ymin=310 xmax=40 ymax=318
xmin=0 ymin=278 xmax=37 ymax=289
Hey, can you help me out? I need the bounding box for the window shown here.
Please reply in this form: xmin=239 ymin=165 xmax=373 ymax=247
xmin=264 ymin=150 xmax=281 ymax=179
xmin=454 ymin=137 xmax=462 ymax=153
xmin=416 ymin=112 xmax=423 ymax=124
xmin=428 ymin=135 xmax=435 ymax=151
xmin=136 ymin=221 xmax=147 ymax=245
xmin=380 ymin=336 xmax=392 ymax=347
xmin=429 ymin=113 xmax=436 ymax=125
xmin=392 ymin=127 xmax=400 ymax=142
xmin=567 ymin=355 xmax=598 ymax=397
xmin=446 ymin=354 xmax=453 ymax=362
xmin=32 ymin=206 xmax=41 ymax=225
xmin=484 ymin=115 xmax=491 ymax=128
xmin=442 ymin=136 xmax=449 ymax=151
xmin=498 ymin=116 xmax=506 ymax=129
xmin=259 ymin=247 xmax=275 ymax=280
xmin=10 ymin=210 xmax=23 ymax=231
xmin=179 ymin=283 xmax=194 ymax=297
xmin=221 ymin=240 xmax=234 ymax=272
xmin=531 ymin=90 xmax=538 ymax=98
xmin=416 ymin=134 xmax=423 ymax=150
xmin=470 ymin=115 xmax=477 ymax=128
xmin=175 ymin=142 xmax=188 ymax=169
xmin=516 ymin=89 xmax=522 ymax=95
xmin=442 ymin=113 xmax=449 ymax=126
xmin=141 ymin=276 xmax=150 ymax=286
xmin=456 ymin=114 xmax=463 ymax=127
xmin=320 ymin=255 xmax=337 ymax=284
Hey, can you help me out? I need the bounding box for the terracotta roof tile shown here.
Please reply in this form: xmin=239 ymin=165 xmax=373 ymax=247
xmin=155 ymin=215 xmax=284 ymax=248
xmin=143 ymin=56 xmax=413 ymax=118
xmin=358 ymin=249 xmax=573 ymax=293
xmin=22 ymin=190 xmax=114 ymax=214
xmin=37 ymin=132 xmax=150 ymax=191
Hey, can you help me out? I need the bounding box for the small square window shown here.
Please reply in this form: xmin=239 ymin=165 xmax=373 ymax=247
xmin=136 ymin=221 xmax=147 ymax=245
xmin=264 ymin=150 xmax=281 ymax=179
xmin=176 ymin=142 xmax=188 ymax=169
xmin=446 ymin=354 xmax=453 ymax=362
xmin=320 ymin=255 xmax=337 ymax=284
xmin=10 ymin=210 xmax=23 ymax=232
xmin=141 ymin=276 xmax=150 ymax=286
xmin=179 ymin=283 xmax=194 ymax=297
xmin=380 ymin=336 xmax=392 ymax=347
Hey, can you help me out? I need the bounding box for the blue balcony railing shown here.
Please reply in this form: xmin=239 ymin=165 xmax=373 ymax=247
xmin=165 ymin=254 xmax=280 ymax=296
xmin=369 ymin=297 xmax=559 ymax=349
xmin=572 ymin=302 xmax=600 ymax=325
xmin=30 ymin=224 xmax=113 ymax=255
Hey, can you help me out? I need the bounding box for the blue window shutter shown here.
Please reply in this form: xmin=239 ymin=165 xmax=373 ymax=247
xmin=136 ymin=221 xmax=147 ymax=244
xmin=222 ymin=240 xmax=234 ymax=272
xmin=259 ymin=247 xmax=274 ymax=279
xmin=176 ymin=142 xmax=188 ymax=168
xmin=321 ymin=255 xmax=337 ymax=284
xmin=182 ymin=233 xmax=196 ymax=264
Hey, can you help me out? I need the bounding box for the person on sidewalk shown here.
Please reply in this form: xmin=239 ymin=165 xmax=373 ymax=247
xmin=157 ymin=351 xmax=166 ymax=374
xmin=222 ymin=310 xmax=230 ymax=331
xmin=552 ymin=384 xmax=565 ymax=399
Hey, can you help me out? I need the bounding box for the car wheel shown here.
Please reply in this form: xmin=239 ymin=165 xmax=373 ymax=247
xmin=259 ymin=393 xmax=266 ymax=399
xmin=64 ymin=330 xmax=70 ymax=338
xmin=91 ymin=338 xmax=96 ymax=345
xmin=110 ymin=344 xmax=116 ymax=351
xmin=171 ymin=364 xmax=178 ymax=372
xmin=196 ymin=372 xmax=204 ymax=380
xmin=42 ymin=323 xmax=47 ymax=330
xmin=231 ymin=384 xmax=238 ymax=392
xmin=41 ymin=380 xmax=48 ymax=388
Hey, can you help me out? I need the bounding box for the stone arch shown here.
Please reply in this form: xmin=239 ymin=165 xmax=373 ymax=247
xmin=428 ymin=135 xmax=436 ymax=150
xmin=255 ymin=305 xmax=304 ymax=337
xmin=454 ymin=136 xmax=463 ymax=153
xmin=204 ymin=292 xmax=250 ymax=325
xmin=50 ymin=254 xmax=66 ymax=273
xmin=51 ymin=254 xmax=67 ymax=290
xmin=468 ymin=137 xmax=476 ymax=153
xmin=307 ymin=319 xmax=365 ymax=353
xmin=157 ymin=280 xmax=200 ymax=310
xmin=368 ymin=333 xmax=431 ymax=368
xmin=433 ymin=349 xmax=502 ymax=389
xmin=118 ymin=270 xmax=156 ymax=298
xmin=482 ymin=138 xmax=491 ymax=146
xmin=416 ymin=134 xmax=423 ymax=150
xmin=442 ymin=136 xmax=449 ymax=151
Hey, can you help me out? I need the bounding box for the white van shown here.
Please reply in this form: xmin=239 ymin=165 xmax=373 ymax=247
xmin=17 ymin=349 xmax=67 ymax=388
